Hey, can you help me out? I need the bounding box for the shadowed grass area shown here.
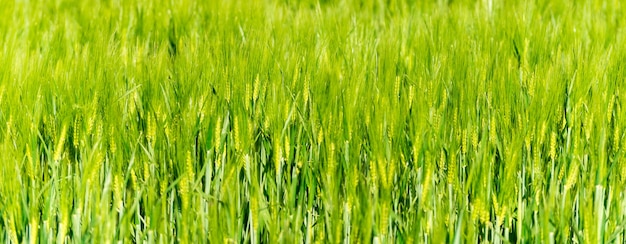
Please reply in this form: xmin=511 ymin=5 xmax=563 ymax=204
xmin=1 ymin=0 xmax=625 ymax=243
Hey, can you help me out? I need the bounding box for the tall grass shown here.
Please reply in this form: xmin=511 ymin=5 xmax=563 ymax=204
xmin=1 ymin=0 xmax=625 ymax=242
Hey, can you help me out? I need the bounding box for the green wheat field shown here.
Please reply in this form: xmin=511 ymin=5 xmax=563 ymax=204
xmin=1 ymin=0 xmax=625 ymax=243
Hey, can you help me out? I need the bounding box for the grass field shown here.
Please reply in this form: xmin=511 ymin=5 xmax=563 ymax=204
xmin=1 ymin=0 xmax=625 ymax=243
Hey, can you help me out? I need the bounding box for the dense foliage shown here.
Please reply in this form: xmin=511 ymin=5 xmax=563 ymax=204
xmin=1 ymin=0 xmax=625 ymax=243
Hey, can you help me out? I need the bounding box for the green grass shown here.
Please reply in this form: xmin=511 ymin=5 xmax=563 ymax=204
xmin=1 ymin=0 xmax=625 ymax=243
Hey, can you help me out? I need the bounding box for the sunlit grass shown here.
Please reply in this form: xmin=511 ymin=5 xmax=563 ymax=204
xmin=1 ymin=0 xmax=625 ymax=243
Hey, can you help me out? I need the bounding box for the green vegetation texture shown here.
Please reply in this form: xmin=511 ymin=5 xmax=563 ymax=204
xmin=1 ymin=0 xmax=625 ymax=243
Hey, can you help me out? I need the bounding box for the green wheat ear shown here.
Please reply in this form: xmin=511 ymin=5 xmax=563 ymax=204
xmin=0 ymin=0 xmax=624 ymax=242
